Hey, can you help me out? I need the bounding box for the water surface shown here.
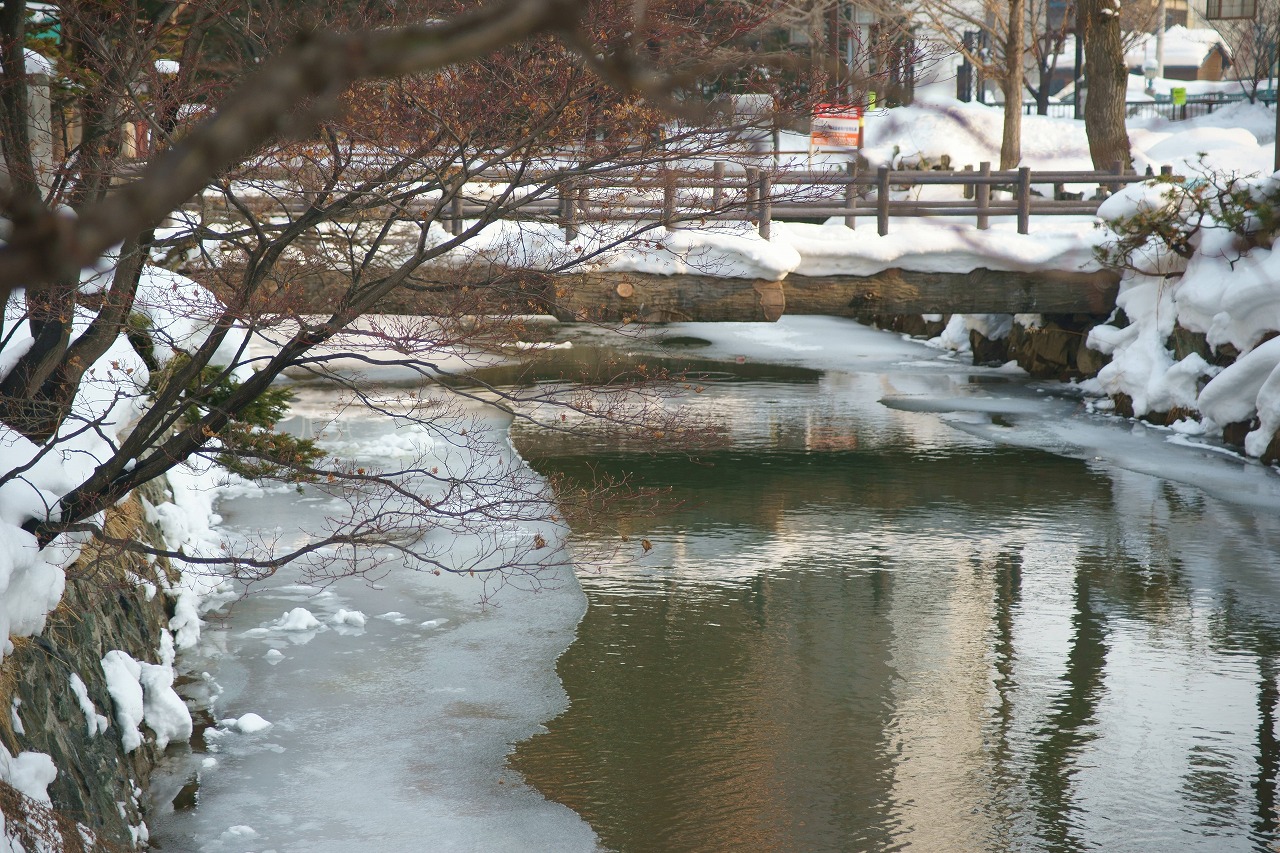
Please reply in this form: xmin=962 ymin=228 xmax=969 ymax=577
xmin=509 ymin=322 xmax=1280 ymax=853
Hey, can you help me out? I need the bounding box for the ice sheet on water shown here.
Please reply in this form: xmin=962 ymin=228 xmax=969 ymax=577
xmin=661 ymin=316 xmax=938 ymax=372
xmin=149 ymin=394 xmax=602 ymax=853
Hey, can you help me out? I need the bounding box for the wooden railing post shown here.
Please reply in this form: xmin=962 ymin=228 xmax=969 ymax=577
xmin=976 ymin=161 xmax=991 ymax=230
xmin=1017 ymin=167 xmax=1031 ymax=235
xmin=663 ymin=167 xmax=677 ymax=229
xmin=1160 ymin=164 xmax=1173 ymax=178
xmin=962 ymin=164 xmax=974 ymax=200
xmin=844 ymin=161 xmax=858 ymax=229
xmin=746 ymin=166 xmax=759 ymax=225
xmin=450 ymin=193 xmax=463 ymax=236
xmin=561 ymin=178 xmax=578 ymax=242
xmin=712 ymin=160 xmax=725 ymax=211
xmin=1108 ymin=159 xmax=1124 ymax=195
xmin=759 ymin=172 xmax=772 ymax=239
xmin=876 ymin=165 xmax=890 ymax=236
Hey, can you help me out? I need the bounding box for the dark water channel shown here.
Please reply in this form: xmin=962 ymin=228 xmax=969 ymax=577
xmin=500 ymin=323 xmax=1280 ymax=852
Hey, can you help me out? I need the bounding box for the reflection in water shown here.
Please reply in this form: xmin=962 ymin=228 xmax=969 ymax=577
xmin=509 ymin=352 xmax=1280 ymax=853
xmin=1027 ymin=564 xmax=1107 ymax=853
xmin=1258 ymin=658 xmax=1279 ymax=841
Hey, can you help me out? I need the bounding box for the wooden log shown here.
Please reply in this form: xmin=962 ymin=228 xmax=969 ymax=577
xmin=784 ymin=268 xmax=1120 ymax=316
xmin=529 ymin=268 xmax=1120 ymax=321
xmin=548 ymin=271 xmax=779 ymax=323
xmin=245 ymin=264 xmax=1121 ymax=322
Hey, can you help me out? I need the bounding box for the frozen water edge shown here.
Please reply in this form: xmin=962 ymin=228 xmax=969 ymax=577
xmin=674 ymin=316 xmax=1280 ymax=513
xmin=149 ymin=403 xmax=603 ymax=852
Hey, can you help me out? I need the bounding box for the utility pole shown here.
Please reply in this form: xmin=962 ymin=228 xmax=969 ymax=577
xmin=1074 ymin=0 xmax=1085 ymax=120
xmin=1155 ymin=0 xmax=1166 ymax=79
xmin=1205 ymin=1 xmax=1273 ymax=169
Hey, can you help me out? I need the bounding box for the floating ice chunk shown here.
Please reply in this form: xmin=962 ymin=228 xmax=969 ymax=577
xmin=420 ymin=618 xmax=449 ymax=629
xmin=225 ymin=713 xmax=272 ymax=734
xmin=332 ymin=608 xmax=367 ymax=628
xmin=264 ymin=649 xmax=285 ymax=663
xmin=273 ymin=607 xmax=321 ymax=631
xmin=219 ymin=825 xmax=258 ymax=843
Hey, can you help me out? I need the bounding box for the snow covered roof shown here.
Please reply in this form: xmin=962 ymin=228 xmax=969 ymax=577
xmin=23 ymin=48 xmax=52 ymax=77
xmin=1124 ymin=26 xmax=1230 ymax=70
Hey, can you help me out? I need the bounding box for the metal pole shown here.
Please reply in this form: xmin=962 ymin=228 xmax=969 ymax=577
xmin=1073 ymin=5 xmax=1085 ymax=121
xmin=1275 ymin=3 xmax=1280 ymax=171
xmin=1155 ymin=0 xmax=1166 ymax=79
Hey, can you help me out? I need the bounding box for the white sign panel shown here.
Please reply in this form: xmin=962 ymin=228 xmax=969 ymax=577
xmin=810 ymin=105 xmax=863 ymax=152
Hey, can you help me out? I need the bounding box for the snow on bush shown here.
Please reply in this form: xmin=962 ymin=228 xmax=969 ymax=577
xmin=1084 ymin=164 xmax=1280 ymax=456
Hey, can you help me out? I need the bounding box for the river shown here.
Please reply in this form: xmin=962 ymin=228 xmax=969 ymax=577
xmin=149 ymin=317 xmax=1280 ymax=852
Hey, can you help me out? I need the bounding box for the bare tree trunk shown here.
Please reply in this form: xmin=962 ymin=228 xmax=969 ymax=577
xmin=1000 ymin=0 xmax=1025 ymax=170
xmin=0 ymin=0 xmax=39 ymax=204
xmin=1080 ymin=0 xmax=1131 ymax=171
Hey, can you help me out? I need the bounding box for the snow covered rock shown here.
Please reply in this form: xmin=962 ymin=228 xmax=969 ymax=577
xmin=101 ymin=650 xmax=192 ymax=752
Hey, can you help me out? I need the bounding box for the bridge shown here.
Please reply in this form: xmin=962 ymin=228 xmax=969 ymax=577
xmin=213 ymin=162 xmax=1163 ymax=323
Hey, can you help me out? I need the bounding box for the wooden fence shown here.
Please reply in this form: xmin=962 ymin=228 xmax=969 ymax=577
xmin=196 ymin=160 xmax=1173 ymax=242
xmin=435 ymin=161 xmax=1173 ymax=240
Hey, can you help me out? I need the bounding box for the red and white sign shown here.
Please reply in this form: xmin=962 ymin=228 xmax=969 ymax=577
xmin=810 ymin=105 xmax=864 ymax=151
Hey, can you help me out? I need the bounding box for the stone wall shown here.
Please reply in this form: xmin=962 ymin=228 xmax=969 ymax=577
xmin=0 ymin=480 xmax=179 ymax=850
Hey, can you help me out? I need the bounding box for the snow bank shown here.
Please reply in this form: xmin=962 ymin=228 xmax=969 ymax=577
xmin=0 ymin=261 xmax=240 ymax=840
xmin=862 ymin=95 xmax=1092 ymax=171
xmin=779 ymin=220 xmax=1103 ymax=277
xmin=0 ymin=263 xmax=242 ymax=675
